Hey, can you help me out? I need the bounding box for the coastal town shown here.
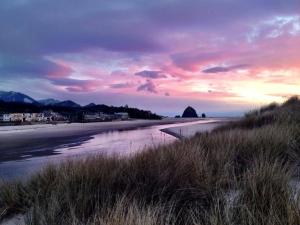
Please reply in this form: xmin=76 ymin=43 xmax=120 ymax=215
xmin=0 ymin=111 xmax=129 ymax=124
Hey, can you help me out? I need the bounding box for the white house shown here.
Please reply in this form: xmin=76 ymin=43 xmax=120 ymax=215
xmin=0 ymin=114 xmax=11 ymax=122
xmin=10 ymin=113 xmax=24 ymax=122
xmin=22 ymin=113 xmax=44 ymax=122
xmin=0 ymin=112 xmax=67 ymax=123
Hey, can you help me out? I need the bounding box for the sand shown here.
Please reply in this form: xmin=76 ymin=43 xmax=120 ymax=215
xmin=160 ymin=119 xmax=232 ymax=138
xmin=0 ymin=118 xmax=199 ymax=154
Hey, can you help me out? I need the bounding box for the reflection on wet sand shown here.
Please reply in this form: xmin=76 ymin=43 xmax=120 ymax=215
xmin=0 ymin=119 xmax=225 ymax=180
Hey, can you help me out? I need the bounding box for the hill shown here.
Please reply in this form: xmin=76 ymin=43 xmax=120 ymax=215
xmin=54 ymin=100 xmax=81 ymax=108
xmin=38 ymin=98 xmax=61 ymax=105
xmin=0 ymin=91 xmax=37 ymax=104
xmin=0 ymin=91 xmax=162 ymax=120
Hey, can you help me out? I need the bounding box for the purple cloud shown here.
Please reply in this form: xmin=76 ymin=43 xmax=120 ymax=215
xmin=49 ymin=78 xmax=98 ymax=92
xmin=202 ymin=64 xmax=249 ymax=73
xmin=171 ymin=51 xmax=224 ymax=71
xmin=137 ymin=80 xmax=157 ymax=93
xmin=0 ymin=0 xmax=299 ymax=78
xmin=110 ymin=82 xmax=134 ymax=89
xmin=135 ymin=70 xmax=166 ymax=79
xmin=0 ymin=0 xmax=300 ymax=117
xmin=0 ymin=56 xmax=72 ymax=78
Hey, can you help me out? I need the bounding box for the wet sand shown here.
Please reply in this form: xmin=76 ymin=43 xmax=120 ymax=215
xmin=0 ymin=118 xmax=199 ymax=162
xmin=160 ymin=119 xmax=233 ymax=138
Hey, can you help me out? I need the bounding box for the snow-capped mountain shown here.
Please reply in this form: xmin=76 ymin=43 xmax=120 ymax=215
xmin=0 ymin=91 xmax=38 ymax=104
xmin=0 ymin=91 xmax=82 ymax=108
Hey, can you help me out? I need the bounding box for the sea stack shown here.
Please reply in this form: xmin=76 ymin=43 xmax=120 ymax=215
xmin=182 ymin=106 xmax=198 ymax=118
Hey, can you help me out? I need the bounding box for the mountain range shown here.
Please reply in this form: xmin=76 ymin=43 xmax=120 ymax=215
xmin=0 ymin=91 xmax=162 ymax=120
xmin=0 ymin=91 xmax=38 ymax=104
xmin=0 ymin=91 xmax=81 ymax=108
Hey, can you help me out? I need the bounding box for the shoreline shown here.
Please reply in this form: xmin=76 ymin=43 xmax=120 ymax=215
xmin=160 ymin=128 xmax=184 ymax=139
xmin=0 ymin=118 xmax=202 ymax=162
xmin=160 ymin=120 xmax=232 ymax=139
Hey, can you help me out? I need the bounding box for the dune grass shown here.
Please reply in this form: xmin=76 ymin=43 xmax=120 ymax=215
xmin=1 ymin=97 xmax=300 ymax=225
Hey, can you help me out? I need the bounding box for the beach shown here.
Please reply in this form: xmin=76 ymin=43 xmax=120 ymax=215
xmin=160 ymin=120 xmax=229 ymax=138
xmin=0 ymin=118 xmax=201 ymax=162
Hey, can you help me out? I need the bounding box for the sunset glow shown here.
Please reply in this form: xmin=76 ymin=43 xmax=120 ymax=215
xmin=1 ymin=0 xmax=300 ymax=115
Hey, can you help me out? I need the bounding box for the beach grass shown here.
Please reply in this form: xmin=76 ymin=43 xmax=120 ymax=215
xmin=1 ymin=96 xmax=300 ymax=225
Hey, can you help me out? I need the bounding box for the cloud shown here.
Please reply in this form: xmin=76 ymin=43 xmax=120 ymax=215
xmin=50 ymin=78 xmax=99 ymax=92
xmin=110 ymin=82 xmax=134 ymax=89
xmin=202 ymin=64 xmax=249 ymax=73
xmin=0 ymin=0 xmax=300 ymax=114
xmin=171 ymin=51 xmax=224 ymax=71
xmin=247 ymin=15 xmax=300 ymax=42
xmin=0 ymin=0 xmax=165 ymax=56
xmin=137 ymin=80 xmax=157 ymax=93
xmin=0 ymin=56 xmax=72 ymax=78
xmin=135 ymin=70 xmax=167 ymax=79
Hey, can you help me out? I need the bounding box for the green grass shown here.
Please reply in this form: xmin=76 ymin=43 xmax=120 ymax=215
xmin=1 ymin=97 xmax=300 ymax=225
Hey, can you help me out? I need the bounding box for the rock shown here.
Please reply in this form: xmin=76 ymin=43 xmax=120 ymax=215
xmin=182 ymin=106 xmax=198 ymax=118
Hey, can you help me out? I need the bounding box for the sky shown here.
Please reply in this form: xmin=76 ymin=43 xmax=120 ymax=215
xmin=0 ymin=0 xmax=300 ymax=116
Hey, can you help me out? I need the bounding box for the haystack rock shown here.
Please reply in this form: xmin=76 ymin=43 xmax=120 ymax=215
xmin=182 ymin=106 xmax=198 ymax=118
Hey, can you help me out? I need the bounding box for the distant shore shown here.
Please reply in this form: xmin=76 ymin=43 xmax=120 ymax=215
xmin=0 ymin=118 xmax=202 ymax=162
xmin=161 ymin=119 xmax=234 ymax=139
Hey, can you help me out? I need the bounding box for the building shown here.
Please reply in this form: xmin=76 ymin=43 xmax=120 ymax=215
xmin=83 ymin=112 xmax=129 ymax=122
xmin=114 ymin=112 xmax=129 ymax=120
xmin=84 ymin=112 xmax=106 ymax=122
xmin=23 ymin=113 xmax=43 ymax=122
xmin=10 ymin=113 xmax=24 ymax=122
xmin=0 ymin=114 xmax=11 ymax=122
xmin=43 ymin=111 xmax=66 ymax=121
xmin=19 ymin=113 xmax=44 ymax=122
xmin=0 ymin=112 xmax=66 ymax=123
xmin=84 ymin=113 xmax=100 ymax=121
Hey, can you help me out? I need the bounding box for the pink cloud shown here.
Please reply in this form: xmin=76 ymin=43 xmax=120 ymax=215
xmin=50 ymin=78 xmax=102 ymax=92
xmin=171 ymin=51 xmax=225 ymax=71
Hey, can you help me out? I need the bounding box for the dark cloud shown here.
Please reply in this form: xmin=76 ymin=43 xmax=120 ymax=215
xmin=110 ymin=82 xmax=134 ymax=89
xmin=1 ymin=0 xmax=299 ymax=57
xmin=137 ymin=80 xmax=157 ymax=93
xmin=202 ymin=64 xmax=249 ymax=73
xmin=165 ymin=92 xmax=170 ymax=96
xmin=0 ymin=0 xmax=164 ymax=56
xmin=171 ymin=51 xmax=223 ymax=71
xmin=0 ymin=56 xmax=72 ymax=78
xmin=135 ymin=70 xmax=166 ymax=79
xmin=146 ymin=0 xmax=300 ymax=30
xmin=49 ymin=78 xmax=98 ymax=92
